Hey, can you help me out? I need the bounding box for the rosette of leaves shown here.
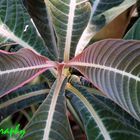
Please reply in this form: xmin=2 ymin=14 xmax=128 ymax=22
xmin=0 ymin=0 xmax=140 ymax=140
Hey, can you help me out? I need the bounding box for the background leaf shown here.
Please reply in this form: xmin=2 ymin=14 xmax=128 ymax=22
xmin=0 ymin=117 xmax=21 ymax=139
xmin=124 ymin=17 xmax=140 ymax=40
xmin=90 ymin=6 xmax=135 ymax=42
xmin=75 ymin=0 xmax=136 ymax=55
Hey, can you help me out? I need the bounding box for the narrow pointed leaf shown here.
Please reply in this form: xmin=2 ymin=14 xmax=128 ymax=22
xmin=22 ymin=0 xmax=58 ymax=60
xmin=67 ymin=39 xmax=140 ymax=121
xmin=0 ymin=49 xmax=56 ymax=98
xmin=0 ymin=0 xmax=54 ymax=59
xmin=47 ymin=0 xmax=91 ymax=61
xmin=0 ymin=83 xmax=49 ymax=122
xmin=22 ymin=78 xmax=74 ymax=140
xmin=75 ymin=0 xmax=136 ymax=55
xmin=67 ymin=84 xmax=140 ymax=140
xmin=124 ymin=17 xmax=140 ymax=40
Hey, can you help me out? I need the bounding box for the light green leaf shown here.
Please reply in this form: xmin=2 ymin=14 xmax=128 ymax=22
xmin=124 ymin=17 xmax=140 ymax=40
xmin=0 ymin=83 xmax=49 ymax=122
xmin=0 ymin=0 xmax=54 ymax=59
xmin=47 ymin=0 xmax=91 ymax=61
xmin=67 ymin=84 xmax=140 ymax=140
xmin=22 ymin=77 xmax=74 ymax=140
xmin=75 ymin=0 xmax=136 ymax=55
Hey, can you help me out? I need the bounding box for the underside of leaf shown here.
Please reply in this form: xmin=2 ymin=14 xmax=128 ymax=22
xmin=0 ymin=49 xmax=56 ymax=98
xmin=67 ymin=39 xmax=140 ymax=121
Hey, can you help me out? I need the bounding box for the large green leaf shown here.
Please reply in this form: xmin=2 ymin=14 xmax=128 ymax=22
xmin=0 ymin=0 xmax=54 ymax=59
xmin=22 ymin=77 xmax=74 ymax=140
xmin=67 ymin=84 xmax=140 ymax=140
xmin=75 ymin=0 xmax=136 ymax=55
xmin=67 ymin=39 xmax=140 ymax=121
xmin=0 ymin=83 xmax=49 ymax=122
xmin=47 ymin=0 xmax=91 ymax=61
xmin=22 ymin=0 xmax=58 ymax=60
xmin=124 ymin=17 xmax=140 ymax=40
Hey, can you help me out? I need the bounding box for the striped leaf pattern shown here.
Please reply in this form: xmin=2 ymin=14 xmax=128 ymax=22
xmin=0 ymin=83 xmax=49 ymax=122
xmin=0 ymin=48 xmax=55 ymax=98
xmin=22 ymin=0 xmax=58 ymax=60
xmin=47 ymin=0 xmax=91 ymax=61
xmin=67 ymin=84 xmax=140 ymax=140
xmin=22 ymin=78 xmax=74 ymax=140
xmin=0 ymin=0 xmax=54 ymax=59
xmin=75 ymin=0 xmax=136 ymax=55
xmin=68 ymin=39 xmax=140 ymax=121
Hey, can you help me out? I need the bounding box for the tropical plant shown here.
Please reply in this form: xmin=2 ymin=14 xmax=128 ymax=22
xmin=0 ymin=0 xmax=140 ymax=140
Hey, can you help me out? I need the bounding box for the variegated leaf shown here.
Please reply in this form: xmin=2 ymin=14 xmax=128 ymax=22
xmin=67 ymin=39 xmax=140 ymax=121
xmin=0 ymin=48 xmax=56 ymax=98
